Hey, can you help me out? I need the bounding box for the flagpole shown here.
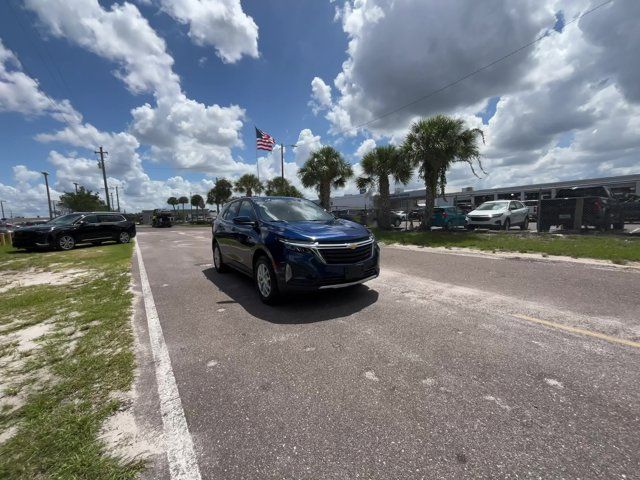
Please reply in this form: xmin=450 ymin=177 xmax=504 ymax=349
xmin=280 ymin=143 xmax=284 ymax=180
xmin=256 ymin=146 xmax=259 ymax=181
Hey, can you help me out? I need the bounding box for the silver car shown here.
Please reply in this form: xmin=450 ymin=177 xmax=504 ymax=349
xmin=466 ymin=200 xmax=530 ymax=230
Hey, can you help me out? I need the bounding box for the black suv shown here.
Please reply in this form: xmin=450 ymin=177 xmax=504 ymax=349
xmin=12 ymin=212 xmax=136 ymax=251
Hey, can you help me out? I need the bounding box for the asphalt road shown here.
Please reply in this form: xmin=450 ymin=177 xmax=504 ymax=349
xmin=133 ymin=226 xmax=640 ymax=479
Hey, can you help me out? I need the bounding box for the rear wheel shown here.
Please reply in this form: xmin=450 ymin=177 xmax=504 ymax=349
xmin=254 ymin=256 xmax=279 ymax=304
xmin=57 ymin=234 xmax=75 ymax=251
xmin=118 ymin=231 xmax=131 ymax=244
xmin=212 ymin=241 xmax=228 ymax=273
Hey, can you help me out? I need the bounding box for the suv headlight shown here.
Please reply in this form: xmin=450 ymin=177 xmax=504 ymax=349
xmin=279 ymin=238 xmax=315 ymax=253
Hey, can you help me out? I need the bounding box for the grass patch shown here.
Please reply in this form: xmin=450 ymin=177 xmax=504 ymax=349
xmin=373 ymin=229 xmax=640 ymax=262
xmin=0 ymin=242 xmax=143 ymax=479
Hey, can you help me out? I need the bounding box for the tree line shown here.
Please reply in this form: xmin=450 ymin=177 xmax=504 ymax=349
xmin=167 ymin=114 xmax=484 ymax=230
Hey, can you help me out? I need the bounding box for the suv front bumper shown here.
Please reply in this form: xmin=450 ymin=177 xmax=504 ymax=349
xmin=275 ymin=244 xmax=380 ymax=292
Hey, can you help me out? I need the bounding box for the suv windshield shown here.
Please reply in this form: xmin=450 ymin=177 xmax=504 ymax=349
xmin=47 ymin=214 xmax=83 ymax=225
xmin=254 ymin=198 xmax=334 ymax=222
xmin=476 ymin=202 xmax=508 ymax=211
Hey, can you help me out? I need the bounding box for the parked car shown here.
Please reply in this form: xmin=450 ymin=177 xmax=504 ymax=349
xmin=389 ymin=211 xmax=405 ymax=227
xmin=619 ymin=193 xmax=640 ymax=222
xmin=538 ymin=186 xmax=623 ymax=232
xmin=522 ymin=200 xmax=539 ymax=221
xmin=0 ymin=222 xmax=15 ymax=235
xmin=409 ymin=209 xmax=424 ymax=221
xmin=430 ymin=206 xmax=466 ymax=230
xmin=332 ymin=209 xmax=373 ymax=226
xmin=151 ymin=209 xmax=173 ymax=227
xmin=392 ymin=210 xmax=407 ymax=221
xmin=466 ymin=200 xmax=530 ymax=230
xmin=212 ymin=197 xmax=380 ymax=304
xmin=12 ymin=212 xmax=136 ymax=251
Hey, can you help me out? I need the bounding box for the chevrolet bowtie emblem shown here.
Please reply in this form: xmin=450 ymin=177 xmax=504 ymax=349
xmin=347 ymin=243 xmax=357 ymax=250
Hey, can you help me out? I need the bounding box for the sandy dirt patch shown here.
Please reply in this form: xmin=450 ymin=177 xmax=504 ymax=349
xmin=0 ymin=268 xmax=89 ymax=293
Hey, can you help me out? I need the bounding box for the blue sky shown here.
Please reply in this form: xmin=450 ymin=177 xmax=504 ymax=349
xmin=0 ymin=0 xmax=638 ymax=216
xmin=0 ymin=0 xmax=351 ymax=187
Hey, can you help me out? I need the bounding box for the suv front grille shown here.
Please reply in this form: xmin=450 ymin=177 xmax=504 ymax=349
xmin=318 ymin=241 xmax=373 ymax=264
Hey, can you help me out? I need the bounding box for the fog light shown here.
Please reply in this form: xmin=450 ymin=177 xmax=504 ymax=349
xmin=285 ymin=263 xmax=292 ymax=283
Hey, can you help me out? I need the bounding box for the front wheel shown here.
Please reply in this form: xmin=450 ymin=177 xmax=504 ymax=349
xmin=520 ymin=218 xmax=529 ymax=230
xmin=503 ymin=219 xmax=511 ymax=231
xmin=254 ymin=256 xmax=279 ymax=304
xmin=212 ymin=242 xmax=228 ymax=273
xmin=118 ymin=231 xmax=131 ymax=244
xmin=57 ymin=234 xmax=75 ymax=251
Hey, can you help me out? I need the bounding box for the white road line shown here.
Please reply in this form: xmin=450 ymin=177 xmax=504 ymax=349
xmin=135 ymin=240 xmax=203 ymax=480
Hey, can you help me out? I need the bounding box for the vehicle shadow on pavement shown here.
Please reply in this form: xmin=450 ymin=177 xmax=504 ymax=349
xmin=202 ymin=267 xmax=379 ymax=324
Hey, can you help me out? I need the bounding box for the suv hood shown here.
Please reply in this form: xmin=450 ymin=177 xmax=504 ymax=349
xmin=270 ymin=219 xmax=370 ymax=242
xmin=468 ymin=208 xmax=505 ymax=216
xmin=15 ymin=225 xmax=57 ymax=233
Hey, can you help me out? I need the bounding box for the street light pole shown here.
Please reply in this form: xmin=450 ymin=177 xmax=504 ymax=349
xmin=0 ymin=200 xmax=5 ymax=219
xmin=41 ymin=171 xmax=53 ymax=219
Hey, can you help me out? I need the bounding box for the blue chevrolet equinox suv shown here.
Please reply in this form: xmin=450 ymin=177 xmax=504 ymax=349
xmin=211 ymin=196 xmax=380 ymax=304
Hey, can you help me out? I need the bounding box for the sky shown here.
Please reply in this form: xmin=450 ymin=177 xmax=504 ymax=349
xmin=0 ymin=0 xmax=638 ymax=216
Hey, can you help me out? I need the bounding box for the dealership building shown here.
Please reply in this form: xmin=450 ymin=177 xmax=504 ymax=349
xmin=378 ymin=173 xmax=640 ymax=211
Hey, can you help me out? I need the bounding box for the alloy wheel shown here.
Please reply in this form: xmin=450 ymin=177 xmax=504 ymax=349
xmin=59 ymin=235 xmax=75 ymax=250
xmin=214 ymin=245 xmax=221 ymax=269
xmin=256 ymin=263 xmax=272 ymax=298
xmin=119 ymin=232 xmax=130 ymax=243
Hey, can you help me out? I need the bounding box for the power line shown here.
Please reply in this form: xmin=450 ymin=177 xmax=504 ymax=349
xmin=291 ymin=0 xmax=614 ymax=148
xmin=7 ymin=1 xmax=76 ymax=103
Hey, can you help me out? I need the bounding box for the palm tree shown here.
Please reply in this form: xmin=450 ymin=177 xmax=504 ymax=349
xmin=265 ymin=177 xmax=303 ymax=198
xmin=402 ymin=115 xmax=484 ymax=230
xmin=207 ymin=178 xmax=233 ymax=213
xmin=191 ymin=194 xmax=204 ymax=221
xmin=167 ymin=196 xmax=178 ymax=212
xmin=356 ymin=145 xmax=412 ymax=229
xmin=178 ymin=196 xmax=189 ymax=221
xmin=298 ymin=146 xmax=353 ymax=210
xmin=234 ymin=174 xmax=263 ymax=197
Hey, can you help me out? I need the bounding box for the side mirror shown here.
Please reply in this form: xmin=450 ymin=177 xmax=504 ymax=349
xmin=233 ymin=216 xmax=256 ymax=226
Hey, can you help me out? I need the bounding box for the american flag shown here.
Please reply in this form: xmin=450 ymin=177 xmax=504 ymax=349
xmin=256 ymin=127 xmax=276 ymax=151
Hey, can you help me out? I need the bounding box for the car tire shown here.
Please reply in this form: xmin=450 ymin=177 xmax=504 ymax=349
xmin=212 ymin=241 xmax=229 ymax=273
xmin=57 ymin=234 xmax=75 ymax=251
xmin=254 ymin=256 xmax=279 ymax=305
xmin=444 ymin=221 xmax=451 ymax=231
xmin=466 ymin=225 xmax=475 ymax=231
xmin=503 ymin=219 xmax=510 ymax=231
xmin=520 ymin=218 xmax=529 ymax=230
xmin=393 ymin=219 xmax=401 ymax=228
xmin=117 ymin=231 xmax=131 ymax=244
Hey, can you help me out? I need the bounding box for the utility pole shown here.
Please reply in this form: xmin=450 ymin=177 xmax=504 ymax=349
xmin=0 ymin=200 xmax=5 ymax=219
xmin=41 ymin=171 xmax=53 ymax=219
xmin=110 ymin=192 xmax=115 ymax=211
xmin=73 ymin=182 xmax=79 ymax=193
xmin=95 ymin=146 xmax=111 ymax=210
xmin=280 ymin=143 xmax=284 ymax=180
xmin=115 ymin=186 xmax=121 ymax=212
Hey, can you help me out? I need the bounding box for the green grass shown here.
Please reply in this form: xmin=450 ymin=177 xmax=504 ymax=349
xmin=372 ymin=229 xmax=640 ymax=263
xmin=0 ymin=242 xmax=143 ymax=479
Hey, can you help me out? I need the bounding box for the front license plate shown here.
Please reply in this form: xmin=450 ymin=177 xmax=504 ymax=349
xmin=345 ymin=264 xmax=365 ymax=280
xmin=559 ymin=214 xmax=571 ymax=219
